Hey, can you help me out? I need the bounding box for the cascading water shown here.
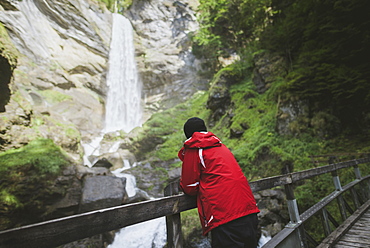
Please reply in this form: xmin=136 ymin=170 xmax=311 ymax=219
xmin=104 ymin=13 xmax=142 ymax=134
xmin=84 ymin=13 xmax=166 ymax=247
xmin=110 ymin=168 xmax=166 ymax=248
xmin=82 ymin=13 xmax=142 ymax=167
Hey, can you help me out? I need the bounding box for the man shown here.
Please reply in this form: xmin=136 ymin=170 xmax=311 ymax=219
xmin=178 ymin=117 xmax=260 ymax=248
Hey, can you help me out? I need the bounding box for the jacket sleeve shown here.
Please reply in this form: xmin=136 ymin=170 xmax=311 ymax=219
xmin=179 ymin=148 xmax=200 ymax=196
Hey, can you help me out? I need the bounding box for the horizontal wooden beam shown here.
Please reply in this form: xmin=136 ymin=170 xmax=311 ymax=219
xmin=0 ymin=194 xmax=196 ymax=248
xmin=0 ymin=158 xmax=369 ymax=248
xmin=250 ymin=158 xmax=370 ymax=192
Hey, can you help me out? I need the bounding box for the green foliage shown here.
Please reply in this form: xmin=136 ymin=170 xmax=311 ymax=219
xmin=194 ymin=0 xmax=272 ymax=58
xmin=0 ymin=138 xmax=69 ymax=174
xmin=260 ymin=0 xmax=370 ymax=129
xmin=133 ymin=91 xmax=210 ymax=162
xmin=131 ymin=92 xmax=209 ymax=163
xmin=0 ymin=190 xmax=22 ymax=208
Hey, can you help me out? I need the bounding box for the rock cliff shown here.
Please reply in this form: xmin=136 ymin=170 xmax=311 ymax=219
xmin=126 ymin=0 xmax=208 ymax=118
xmin=0 ymin=0 xmax=112 ymax=160
xmin=0 ymin=0 xmax=206 ymax=160
xmin=0 ymin=0 xmax=209 ymax=236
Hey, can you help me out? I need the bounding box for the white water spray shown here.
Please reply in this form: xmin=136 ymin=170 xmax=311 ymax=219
xmin=110 ymin=168 xmax=167 ymax=248
xmin=108 ymin=217 xmax=167 ymax=248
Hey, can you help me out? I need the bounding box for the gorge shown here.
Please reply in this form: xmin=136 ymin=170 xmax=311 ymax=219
xmin=2 ymin=0 xmax=369 ymax=247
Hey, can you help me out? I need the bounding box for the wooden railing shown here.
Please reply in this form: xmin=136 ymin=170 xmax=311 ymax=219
xmin=0 ymin=157 xmax=369 ymax=248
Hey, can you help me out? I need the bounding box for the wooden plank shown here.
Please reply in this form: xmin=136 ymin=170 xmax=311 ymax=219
xmin=315 ymin=199 xmax=370 ymax=248
xmin=339 ymin=236 xmax=370 ymax=245
xmin=0 ymin=194 xmax=196 ymax=248
xmin=335 ymin=241 xmax=366 ymax=247
xmin=250 ymin=174 xmax=291 ymax=192
xmin=347 ymin=229 xmax=370 ymax=236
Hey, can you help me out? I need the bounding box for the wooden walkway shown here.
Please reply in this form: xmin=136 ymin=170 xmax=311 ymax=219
xmin=334 ymin=208 xmax=370 ymax=248
xmin=318 ymin=199 xmax=370 ymax=248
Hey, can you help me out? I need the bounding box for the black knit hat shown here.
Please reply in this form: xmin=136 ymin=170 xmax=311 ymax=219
xmin=183 ymin=117 xmax=207 ymax=139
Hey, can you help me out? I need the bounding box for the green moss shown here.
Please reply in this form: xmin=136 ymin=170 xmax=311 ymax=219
xmin=0 ymin=138 xmax=69 ymax=174
xmin=0 ymin=139 xmax=71 ymax=229
xmin=38 ymin=90 xmax=72 ymax=105
xmin=0 ymin=22 xmax=18 ymax=67
xmin=0 ymin=190 xmax=22 ymax=208
xmin=65 ymin=127 xmax=80 ymax=139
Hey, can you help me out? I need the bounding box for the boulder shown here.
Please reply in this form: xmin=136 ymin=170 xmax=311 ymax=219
xmin=80 ymin=175 xmax=128 ymax=212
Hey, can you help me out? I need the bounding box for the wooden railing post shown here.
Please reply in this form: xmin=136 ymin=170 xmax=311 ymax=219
xmin=285 ymin=183 xmax=301 ymax=225
xmin=164 ymin=181 xmax=183 ymax=248
xmin=353 ymin=164 xmax=362 ymax=180
xmin=329 ymin=157 xmax=348 ymax=222
xmin=283 ymin=163 xmax=301 ymax=225
xmin=282 ymin=164 xmax=306 ymax=248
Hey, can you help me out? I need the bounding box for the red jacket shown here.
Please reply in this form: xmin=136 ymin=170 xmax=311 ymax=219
xmin=178 ymin=132 xmax=259 ymax=235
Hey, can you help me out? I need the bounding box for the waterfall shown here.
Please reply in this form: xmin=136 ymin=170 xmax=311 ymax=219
xmin=82 ymin=13 xmax=167 ymax=247
xmin=104 ymin=13 xmax=142 ymax=133
xmin=82 ymin=13 xmax=142 ymax=167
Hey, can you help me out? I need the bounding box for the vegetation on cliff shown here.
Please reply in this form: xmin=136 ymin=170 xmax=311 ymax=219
xmin=134 ymin=0 xmax=370 ymax=187
xmin=194 ymin=0 xmax=370 ymax=130
xmin=0 ymin=139 xmax=70 ymax=229
xmin=131 ymin=0 xmax=370 ymax=242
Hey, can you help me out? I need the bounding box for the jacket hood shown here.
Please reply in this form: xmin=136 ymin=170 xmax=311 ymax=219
xmin=184 ymin=132 xmax=222 ymax=149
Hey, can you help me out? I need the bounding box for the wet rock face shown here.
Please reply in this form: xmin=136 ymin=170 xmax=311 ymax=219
xmin=206 ymin=69 xmax=241 ymax=122
xmin=127 ymin=0 xmax=209 ymax=115
xmin=253 ymin=52 xmax=287 ymax=94
xmin=0 ymin=0 xmax=112 ymax=151
xmin=0 ymin=0 xmax=209 ymax=159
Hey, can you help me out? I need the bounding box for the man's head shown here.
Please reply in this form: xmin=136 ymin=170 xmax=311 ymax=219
xmin=183 ymin=117 xmax=207 ymax=139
